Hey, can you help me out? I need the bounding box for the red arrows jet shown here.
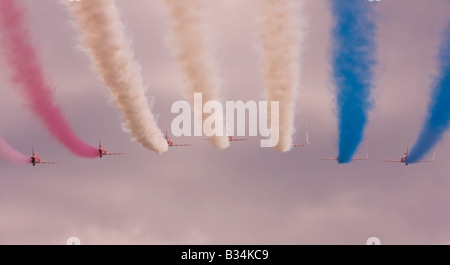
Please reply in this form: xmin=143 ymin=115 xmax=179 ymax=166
xmin=165 ymin=132 xmax=191 ymax=147
xmin=30 ymin=148 xmax=58 ymax=166
xmin=98 ymin=141 xmax=125 ymax=158
xmin=321 ymin=150 xmax=369 ymax=161
xmin=384 ymin=147 xmax=436 ymax=166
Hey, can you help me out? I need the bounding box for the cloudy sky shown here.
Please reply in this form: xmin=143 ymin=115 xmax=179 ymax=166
xmin=1 ymin=0 xmax=450 ymax=245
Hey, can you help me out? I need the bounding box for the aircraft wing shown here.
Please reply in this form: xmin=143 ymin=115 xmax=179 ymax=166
xmin=104 ymin=152 xmax=125 ymax=156
xmin=383 ymin=160 xmax=402 ymax=163
xmin=352 ymin=157 xmax=368 ymax=161
xmin=321 ymin=158 xmax=337 ymax=161
xmin=204 ymin=137 xmax=249 ymax=141
xmin=38 ymin=161 xmax=59 ymax=164
xmin=416 ymin=152 xmax=437 ymax=163
xmin=352 ymin=150 xmax=369 ymax=160
xmin=170 ymin=144 xmax=191 ymax=147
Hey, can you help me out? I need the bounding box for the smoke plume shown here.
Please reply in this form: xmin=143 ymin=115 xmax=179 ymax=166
xmin=329 ymin=0 xmax=377 ymax=163
xmin=408 ymin=21 xmax=450 ymax=163
xmin=0 ymin=0 xmax=99 ymax=158
xmin=0 ymin=134 xmax=30 ymax=165
xmin=163 ymin=0 xmax=229 ymax=149
xmin=255 ymin=0 xmax=305 ymax=152
xmin=66 ymin=0 xmax=168 ymax=154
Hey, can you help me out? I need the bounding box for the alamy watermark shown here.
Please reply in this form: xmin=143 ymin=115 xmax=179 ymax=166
xmin=171 ymin=93 xmax=280 ymax=147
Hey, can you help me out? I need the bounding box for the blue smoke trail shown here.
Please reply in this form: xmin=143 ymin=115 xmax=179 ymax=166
xmin=330 ymin=0 xmax=377 ymax=163
xmin=407 ymin=22 xmax=450 ymax=163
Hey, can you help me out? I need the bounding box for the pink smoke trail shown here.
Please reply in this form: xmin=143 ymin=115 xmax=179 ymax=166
xmin=0 ymin=0 xmax=98 ymax=158
xmin=0 ymin=134 xmax=30 ymax=165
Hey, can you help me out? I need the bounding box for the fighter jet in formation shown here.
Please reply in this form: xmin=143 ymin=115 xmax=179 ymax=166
xmin=30 ymin=148 xmax=58 ymax=166
xmin=165 ymin=132 xmax=191 ymax=147
xmin=384 ymin=147 xmax=436 ymax=166
xmin=321 ymin=150 xmax=369 ymax=161
xmin=98 ymin=141 xmax=125 ymax=158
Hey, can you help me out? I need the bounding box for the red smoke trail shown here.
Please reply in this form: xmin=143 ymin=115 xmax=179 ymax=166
xmin=0 ymin=0 xmax=98 ymax=158
xmin=0 ymin=134 xmax=30 ymax=165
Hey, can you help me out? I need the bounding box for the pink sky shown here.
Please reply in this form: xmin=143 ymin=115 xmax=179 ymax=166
xmin=0 ymin=0 xmax=450 ymax=244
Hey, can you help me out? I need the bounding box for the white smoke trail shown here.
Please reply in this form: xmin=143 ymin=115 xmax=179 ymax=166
xmin=163 ymin=0 xmax=229 ymax=149
xmin=65 ymin=0 xmax=168 ymax=154
xmin=255 ymin=0 xmax=305 ymax=152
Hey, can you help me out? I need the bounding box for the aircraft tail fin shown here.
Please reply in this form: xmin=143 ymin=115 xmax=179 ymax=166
xmin=306 ymin=131 xmax=310 ymax=146
xmin=305 ymin=121 xmax=310 ymax=146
